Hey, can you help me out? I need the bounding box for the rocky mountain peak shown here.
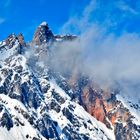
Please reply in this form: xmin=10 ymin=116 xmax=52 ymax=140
xmin=4 ymin=33 xmax=26 ymax=48
xmin=32 ymin=21 xmax=77 ymax=46
xmin=33 ymin=22 xmax=54 ymax=45
xmin=5 ymin=33 xmax=17 ymax=47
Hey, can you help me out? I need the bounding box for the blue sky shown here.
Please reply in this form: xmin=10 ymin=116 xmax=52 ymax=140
xmin=0 ymin=0 xmax=89 ymax=41
xmin=0 ymin=0 xmax=140 ymax=41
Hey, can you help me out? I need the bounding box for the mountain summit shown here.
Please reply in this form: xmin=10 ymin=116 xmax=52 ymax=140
xmin=33 ymin=22 xmax=77 ymax=45
xmin=33 ymin=22 xmax=54 ymax=45
xmin=0 ymin=22 xmax=140 ymax=140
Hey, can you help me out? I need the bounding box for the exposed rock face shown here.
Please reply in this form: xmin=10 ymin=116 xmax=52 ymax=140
xmin=5 ymin=34 xmax=17 ymax=47
xmin=48 ymin=67 xmax=140 ymax=140
xmin=32 ymin=22 xmax=77 ymax=46
xmin=5 ymin=33 xmax=26 ymax=48
xmin=75 ymin=78 xmax=140 ymax=140
xmin=17 ymin=33 xmax=26 ymax=46
xmin=33 ymin=22 xmax=54 ymax=45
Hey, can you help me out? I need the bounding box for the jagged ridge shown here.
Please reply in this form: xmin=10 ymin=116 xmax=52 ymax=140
xmin=0 ymin=22 xmax=140 ymax=140
xmin=0 ymin=23 xmax=113 ymax=140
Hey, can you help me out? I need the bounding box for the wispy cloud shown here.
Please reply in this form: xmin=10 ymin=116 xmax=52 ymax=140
xmin=117 ymin=1 xmax=138 ymax=15
xmin=0 ymin=17 xmax=6 ymax=24
xmin=60 ymin=0 xmax=97 ymax=34
xmin=61 ymin=0 xmax=139 ymax=35
xmin=56 ymin=0 xmax=140 ymax=99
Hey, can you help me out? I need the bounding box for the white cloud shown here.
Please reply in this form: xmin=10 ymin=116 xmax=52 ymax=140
xmin=60 ymin=0 xmax=97 ymax=34
xmin=56 ymin=0 xmax=140 ymax=99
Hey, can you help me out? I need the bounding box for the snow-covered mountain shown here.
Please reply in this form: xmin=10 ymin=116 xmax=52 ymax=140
xmin=0 ymin=22 xmax=140 ymax=140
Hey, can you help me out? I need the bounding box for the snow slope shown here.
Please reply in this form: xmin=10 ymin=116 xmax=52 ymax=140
xmin=0 ymin=35 xmax=114 ymax=140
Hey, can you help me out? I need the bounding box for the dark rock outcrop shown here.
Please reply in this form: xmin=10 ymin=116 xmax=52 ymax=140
xmin=33 ymin=22 xmax=54 ymax=45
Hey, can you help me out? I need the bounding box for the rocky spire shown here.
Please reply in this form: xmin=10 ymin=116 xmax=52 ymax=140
xmin=32 ymin=22 xmax=54 ymax=45
xmin=17 ymin=33 xmax=26 ymax=46
xmin=5 ymin=33 xmax=26 ymax=48
xmin=5 ymin=33 xmax=17 ymax=48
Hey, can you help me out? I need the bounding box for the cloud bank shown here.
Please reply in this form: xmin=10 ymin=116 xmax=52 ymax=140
xmin=51 ymin=0 xmax=140 ymax=100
